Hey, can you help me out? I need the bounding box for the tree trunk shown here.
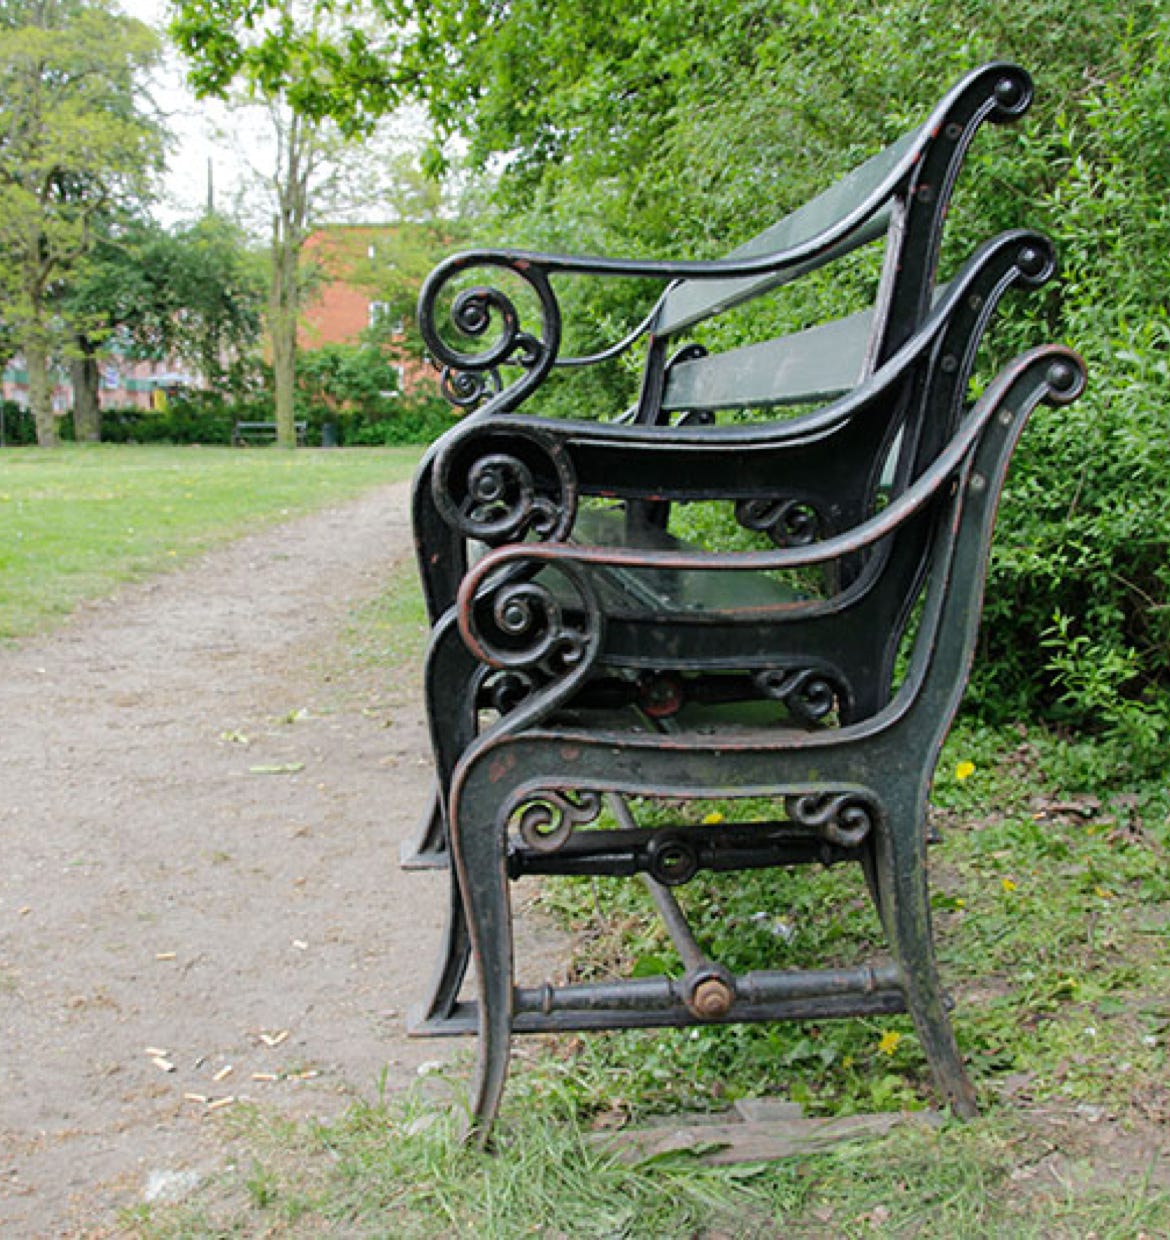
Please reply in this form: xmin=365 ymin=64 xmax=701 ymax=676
xmin=71 ymin=336 xmax=101 ymax=442
xmin=26 ymin=337 xmax=59 ymax=448
xmin=270 ymin=231 xmax=299 ymax=448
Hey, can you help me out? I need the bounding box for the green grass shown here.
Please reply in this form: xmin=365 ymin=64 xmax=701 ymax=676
xmin=0 ymin=444 xmax=421 ymax=639
xmin=124 ymin=1097 xmax=1170 ymax=1237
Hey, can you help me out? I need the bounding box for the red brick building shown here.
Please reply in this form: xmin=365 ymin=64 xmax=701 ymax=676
xmin=298 ymin=225 xmax=430 ymax=397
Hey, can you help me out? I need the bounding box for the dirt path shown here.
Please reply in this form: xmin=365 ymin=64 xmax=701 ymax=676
xmin=0 ymin=481 xmax=516 ymax=1236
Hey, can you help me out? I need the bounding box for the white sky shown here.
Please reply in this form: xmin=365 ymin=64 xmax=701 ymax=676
xmin=118 ymin=0 xmax=259 ymax=223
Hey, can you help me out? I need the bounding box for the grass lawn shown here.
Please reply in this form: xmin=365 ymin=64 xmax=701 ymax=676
xmin=0 ymin=443 xmax=421 ymax=640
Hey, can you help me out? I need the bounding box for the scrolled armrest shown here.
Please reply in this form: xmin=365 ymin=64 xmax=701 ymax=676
xmin=455 ymin=347 xmax=1085 ymax=643
xmin=431 ymin=229 xmax=1057 ymax=539
xmin=418 ymin=253 xmax=564 ymax=415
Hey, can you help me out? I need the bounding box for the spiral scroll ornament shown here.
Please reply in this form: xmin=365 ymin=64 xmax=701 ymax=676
xmin=753 ymin=666 xmax=850 ymax=726
xmin=513 ymin=789 xmax=603 ymax=853
xmin=481 ymin=668 xmax=539 ymax=715
xmin=464 ymin=557 xmax=602 ymax=682
xmin=440 ymin=365 xmax=502 ymax=410
xmin=736 ymin=496 xmax=823 ymax=548
xmin=418 ymin=259 xmax=561 ymax=413
xmin=434 ymin=430 xmax=577 ymax=547
xmin=784 ymin=792 xmax=880 ymax=847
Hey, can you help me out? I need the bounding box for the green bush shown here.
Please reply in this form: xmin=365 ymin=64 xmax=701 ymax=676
xmin=99 ymin=393 xmax=242 ymax=444
xmin=296 ymin=342 xmax=456 ymax=445
xmin=0 ymin=401 xmax=36 ymax=445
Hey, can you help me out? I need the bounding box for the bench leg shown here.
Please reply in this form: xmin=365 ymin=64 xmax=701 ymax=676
xmin=448 ymin=778 xmax=514 ymax=1146
xmin=409 ymin=865 xmax=473 ymax=1029
xmin=400 ymin=781 xmax=449 ymax=869
xmin=873 ymin=791 xmax=978 ymax=1119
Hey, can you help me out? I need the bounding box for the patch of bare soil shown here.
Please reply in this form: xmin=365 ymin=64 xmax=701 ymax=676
xmin=0 ymin=481 xmax=555 ymax=1236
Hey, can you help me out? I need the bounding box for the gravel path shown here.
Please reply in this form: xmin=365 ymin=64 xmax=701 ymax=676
xmin=0 ymin=480 xmax=514 ymax=1235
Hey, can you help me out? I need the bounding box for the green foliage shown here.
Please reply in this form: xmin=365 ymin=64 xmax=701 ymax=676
xmin=295 ymin=342 xmax=456 ymax=444
xmin=97 ymin=400 xmax=237 ymax=446
xmin=388 ymin=0 xmax=1170 ymax=757
xmin=67 ymin=214 xmax=266 ymax=394
xmin=0 ymin=0 xmax=163 ymax=444
xmin=170 ymin=0 xmax=400 ymax=139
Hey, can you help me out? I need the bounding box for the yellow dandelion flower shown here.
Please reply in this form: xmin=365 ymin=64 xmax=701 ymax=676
xmin=878 ymin=1030 xmax=902 ymax=1056
xmin=1001 ymin=877 xmax=1018 ymax=893
xmin=701 ymin=811 xmax=725 ymax=825
xmin=954 ymin=760 xmax=976 ymax=782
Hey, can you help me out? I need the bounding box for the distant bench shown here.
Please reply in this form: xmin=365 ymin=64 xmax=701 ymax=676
xmin=231 ymin=420 xmax=307 ymax=447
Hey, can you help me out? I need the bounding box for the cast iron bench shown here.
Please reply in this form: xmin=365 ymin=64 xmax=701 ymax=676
xmin=231 ymin=419 xmax=307 ymax=446
xmin=405 ymin=60 xmax=1034 ymax=872
xmin=404 ymin=62 xmax=1086 ymax=1141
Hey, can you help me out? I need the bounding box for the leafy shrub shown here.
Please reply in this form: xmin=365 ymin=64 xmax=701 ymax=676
xmin=99 ymin=392 xmax=243 ymax=444
xmin=0 ymin=401 xmax=36 ymax=445
xmin=296 ymin=343 xmax=455 ymax=444
xmin=430 ymin=2 xmax=1170 ymax=776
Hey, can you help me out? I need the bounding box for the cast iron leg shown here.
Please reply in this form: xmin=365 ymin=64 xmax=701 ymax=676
xmin=448 ymin=773 xmax=514 ymax=1145
xmin=410 ymin=863 xmax=472 ymax=1027
xmin=399 ymin=781 xmax=449 ymax=869
xmin=874 ymin=791 xmax=978 ymax=1118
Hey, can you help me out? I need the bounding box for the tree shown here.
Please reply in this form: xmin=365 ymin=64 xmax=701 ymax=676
xmin=64 ymin=212 xmax=266 ymax=438
xmin=170 ymin=0 xmax=404 ymax=447
xmin=0 ymin=0 xmax=162 ymax=447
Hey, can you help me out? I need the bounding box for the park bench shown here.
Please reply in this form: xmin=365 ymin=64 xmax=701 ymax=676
xmin=405 ymin=59 xmax=1035 ymax=873
xmin=231 ymin=419 xmax=307 ymax=446
xmin=403 ymin=62 xmax=1086 ymax=1141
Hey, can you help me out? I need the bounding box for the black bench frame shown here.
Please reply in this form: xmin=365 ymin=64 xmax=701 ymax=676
xmin=403 ymin=62 xmax=1086 ymax=1142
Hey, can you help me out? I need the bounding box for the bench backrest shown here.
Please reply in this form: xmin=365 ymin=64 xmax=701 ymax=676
xmin=645 ymin=62 xmax=1033 ymax=418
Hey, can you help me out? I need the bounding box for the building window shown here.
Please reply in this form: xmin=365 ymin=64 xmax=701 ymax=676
xmin=369 ymin=301 xmax=406 ymax=335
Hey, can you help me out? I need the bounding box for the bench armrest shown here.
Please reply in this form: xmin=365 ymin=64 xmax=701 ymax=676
xmin=428 ymin=230 xmax=1054 ymax=548
xmin=455 ymin=347 xmax=1084 ymax=670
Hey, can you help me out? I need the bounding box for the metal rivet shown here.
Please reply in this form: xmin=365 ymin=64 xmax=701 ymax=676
xmin=969 ymin=473 xmax=986 ymax=492
xmin=999 ymin=410 xmax=1013 ymax=426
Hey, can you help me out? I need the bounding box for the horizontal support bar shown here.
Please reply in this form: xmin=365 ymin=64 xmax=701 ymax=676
xmin=509 ymin=821 xmax=858 ymax=881
xmin=408 ymin=963 xmax=906 ymax=1038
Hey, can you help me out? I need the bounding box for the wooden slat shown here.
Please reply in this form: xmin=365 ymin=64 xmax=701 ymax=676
xmin=661 ymin=307 xmax=874 ymax=412
xmin=654 ymin=127 xmax=919 ymax=337
xmin=589 ymin=1110 xmax=942 ymax=1166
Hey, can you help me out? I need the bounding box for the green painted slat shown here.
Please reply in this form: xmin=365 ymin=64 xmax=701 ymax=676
xmin=655 ymin=127 xmax=918 ymax=337
xmin=661 ymin=307 xmax=874 ymax=412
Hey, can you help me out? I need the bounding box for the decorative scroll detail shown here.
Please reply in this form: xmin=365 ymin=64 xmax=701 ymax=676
xmin=736 ymin=496 xmax=823 ymax=548
xmin=784 ymin=792 xmax=880 ymax=848
xmin=753 ymin=667 xmax=849 ymax=726
xmin=513 ymin=789 xmax=603 ymax=853
xmin=440 ymin=365 xmax=502 ymax=409
xmin=989 ymin=66 xmax=1033 ymax=122
xmin=419 ymin=259 xmax=561 ymax=413
xmin=464 ymin=558 xmax=602 ymax=678
xmin=434 ymin=429 xmax=577 ymax=546
xmin=481 ymin=668 xmax=538 ymax=715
